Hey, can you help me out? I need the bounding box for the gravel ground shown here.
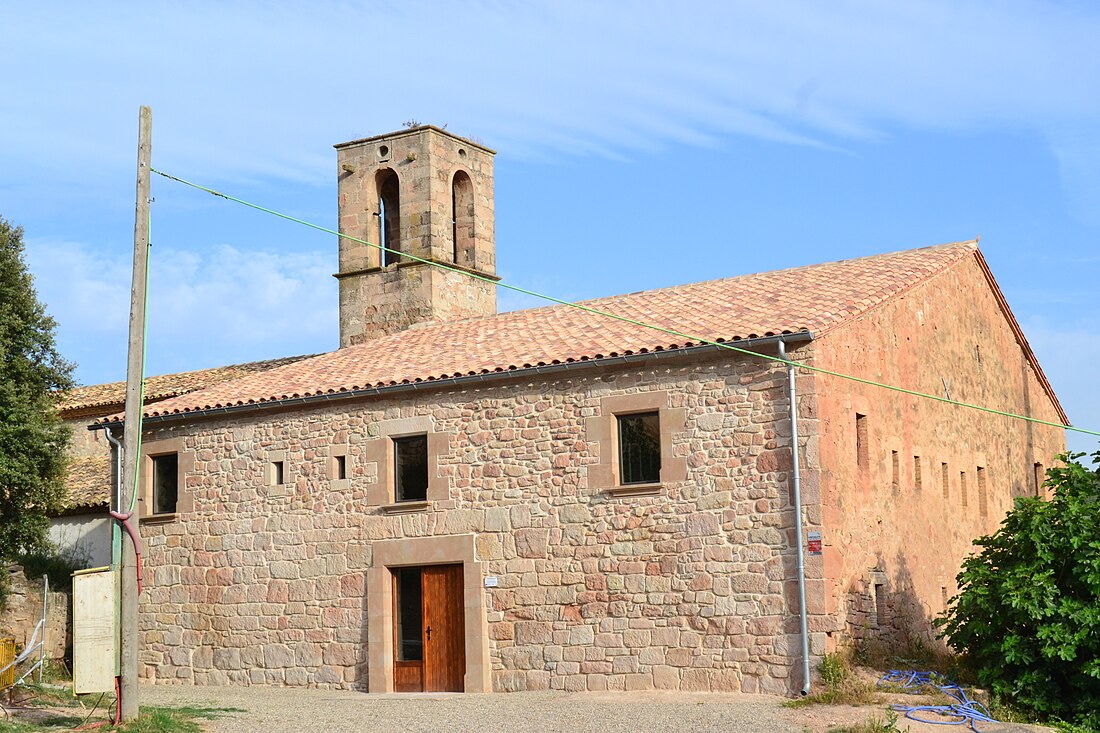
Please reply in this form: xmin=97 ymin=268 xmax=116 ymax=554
xmin=139 ymin=685 xmax=808 ymax=733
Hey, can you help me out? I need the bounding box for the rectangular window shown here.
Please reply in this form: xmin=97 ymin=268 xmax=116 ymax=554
xmin=394 ymin=435 xmax=429 ymax=502
xmin=977 ymin=467 xmax=988 ymax=520
xmin=618 ymin=412 xmax=661 ymax=485
xmin=960 ymin=471 xmax=968 ymax=508
xmin=855 ymin=414 xmax=868 ymax=470
xmin=941 ymin=586 xmax=950 ymax=610
xmin=335 ymin=455 xmax=347 ymax=481
xmin=1033 ymin=462 xmax=1045 ymax=496
xmin=891 ymin=451 xmax=899 ymax=491
xmin=913 ymin=456 xmax=922 ymax=493
xmin=151 ymin=453 xmax=178 ymax=515
xmin=271 ymin=460 xmax=284 ymax=486
xmin=941 ymin=462 xmax=949 ymax=499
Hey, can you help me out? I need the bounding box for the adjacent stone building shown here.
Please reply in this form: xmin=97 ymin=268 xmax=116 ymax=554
xmin=55 ymin=356 xmax=312 ymax=568
xmin=82 ymin=125 xmax=1065 ymax=695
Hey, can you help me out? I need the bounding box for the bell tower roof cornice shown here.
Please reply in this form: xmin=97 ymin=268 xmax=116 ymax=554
xmin=334 ymin=125 xmax=496 ymax=155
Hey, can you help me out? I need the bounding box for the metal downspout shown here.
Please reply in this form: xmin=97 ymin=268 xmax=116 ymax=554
xmin=103 ymin=426 xmax=124 ymax=568
xmin=778 ymin=338 xmax=812 ymax=696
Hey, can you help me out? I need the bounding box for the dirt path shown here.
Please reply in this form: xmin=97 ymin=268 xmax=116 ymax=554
xmin=139 ymin=685 xmax=1056 ymax=733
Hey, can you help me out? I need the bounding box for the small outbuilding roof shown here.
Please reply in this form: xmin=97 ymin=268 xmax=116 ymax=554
xmin=63 ymin=455 xmax=112 ymax=509
xmin=60 ymin=354 xmax=315 ymax=416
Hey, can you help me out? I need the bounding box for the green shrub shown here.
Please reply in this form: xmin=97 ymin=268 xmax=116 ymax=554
xmin=936 ymin=452 xmax=1100 ymax=729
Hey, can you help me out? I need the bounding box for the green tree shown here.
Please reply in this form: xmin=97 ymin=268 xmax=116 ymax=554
xmin=0 ymin=217 xmax=74 ymax=564
xmin=937 ymin=452 xmax=1100 ymax=728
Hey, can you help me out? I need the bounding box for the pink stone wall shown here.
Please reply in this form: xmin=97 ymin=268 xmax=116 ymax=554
xmin=813 ymin=254 xmax=1065 ymax=651
xmin=136 ymin=352 xmax=824 ymax=694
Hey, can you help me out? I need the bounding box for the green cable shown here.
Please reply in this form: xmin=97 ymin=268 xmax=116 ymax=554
xmin=149 ymin=168 xmax=1099 ymax=439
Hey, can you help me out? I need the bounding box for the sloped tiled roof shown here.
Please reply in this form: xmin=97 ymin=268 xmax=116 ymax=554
xmin=59 ymin=354 xmax=315 ymax=415
xmin=63 ymin=455 xmax=112 ymax=509
xmin=112 ymin=241 xmax=984 ymax=422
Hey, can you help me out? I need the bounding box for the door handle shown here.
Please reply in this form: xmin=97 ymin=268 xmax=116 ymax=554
xmin=425 ymin=625 xmax=431 ymax=640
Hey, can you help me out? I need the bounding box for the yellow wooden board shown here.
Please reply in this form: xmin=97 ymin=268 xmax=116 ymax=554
xmin=73 ymin=569 xmax=117 ymax=694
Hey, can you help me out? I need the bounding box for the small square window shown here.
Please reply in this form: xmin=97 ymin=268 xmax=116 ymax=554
xmin=618 ymin=412 xmax=661 ymax=485
xmin=394 ymin=435 xmax=428 ymax=502
xmin=152 ymin=453 xmax=178 ymax=515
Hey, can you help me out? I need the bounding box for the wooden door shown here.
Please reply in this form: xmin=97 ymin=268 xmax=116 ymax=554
xmin=421 ymin=564 xmax=465 ymax=692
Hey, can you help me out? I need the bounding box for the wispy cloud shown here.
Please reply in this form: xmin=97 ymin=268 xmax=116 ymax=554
xmin=26 ymin=237 xmax=336 ymax=384
xmin=3 ymin=1 xmax=1100 ymax=213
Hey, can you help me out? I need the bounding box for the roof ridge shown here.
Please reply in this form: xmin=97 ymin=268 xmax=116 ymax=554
xmin=103 ymin=239 xmax=988 ymax=424
xmin=407 ymin=239 xmax=982 ymax=330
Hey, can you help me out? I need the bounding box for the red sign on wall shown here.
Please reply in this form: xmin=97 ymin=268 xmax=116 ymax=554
xmin=807 ymin=531 xmax=823 ymax=555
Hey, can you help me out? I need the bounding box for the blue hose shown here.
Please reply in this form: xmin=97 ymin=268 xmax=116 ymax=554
xmin=879 ymin=670 xmax=1000 ymax=732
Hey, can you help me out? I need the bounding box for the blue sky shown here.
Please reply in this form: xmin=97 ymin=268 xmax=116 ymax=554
xmin=3 ymin=1 xmax=1097 ymax=453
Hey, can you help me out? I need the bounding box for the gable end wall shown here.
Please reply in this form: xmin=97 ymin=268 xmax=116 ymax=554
xmin=813 ymin=254 xmax=1065 ymax=651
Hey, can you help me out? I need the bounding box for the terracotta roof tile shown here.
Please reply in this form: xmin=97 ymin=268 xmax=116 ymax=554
xmin=111 ymin=242 xmax=978 ymax=422
xmin=63 ymin=455 xmax=111 ymax=509
xmin=59 ymin=354 xmax=316 ymax=414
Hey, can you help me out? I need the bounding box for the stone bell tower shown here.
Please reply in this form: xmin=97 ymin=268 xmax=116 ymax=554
xmin=334 ymin=125 xmax=498 ymax=346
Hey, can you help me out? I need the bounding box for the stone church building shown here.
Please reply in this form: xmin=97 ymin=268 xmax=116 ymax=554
xmin=83 ymin=126 xmax=1065 ymax=695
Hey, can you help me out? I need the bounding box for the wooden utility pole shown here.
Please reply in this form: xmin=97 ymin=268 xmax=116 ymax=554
xmin=120 ymin=105 xmax=151 ymax=722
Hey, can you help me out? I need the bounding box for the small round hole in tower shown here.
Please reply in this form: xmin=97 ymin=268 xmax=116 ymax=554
xmin=379 ymin=145 xmax=389 ymax=158
xmin=458 ymin=148 xmax=467 ymax=158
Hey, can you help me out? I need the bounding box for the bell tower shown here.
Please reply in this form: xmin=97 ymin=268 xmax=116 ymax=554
xmin=334 ymin=125 xmax=498 ymax=346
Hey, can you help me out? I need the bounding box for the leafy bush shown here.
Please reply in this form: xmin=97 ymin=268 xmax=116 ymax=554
xmin=937 ymin=452 xmax=1100 ymax=728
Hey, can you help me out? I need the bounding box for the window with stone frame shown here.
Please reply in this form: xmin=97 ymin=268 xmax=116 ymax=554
xmin=151 ymin=453 xmax=179 ymax=515
xmin=363 ymin=418 xmax=451 ymax=509
xmin=617 ymin=412 xmax=661 ymax=485
xmin=394 ymin=434 xmax=429 ymax=502
xmin=584 ymin=391 xmax=687 ymax=495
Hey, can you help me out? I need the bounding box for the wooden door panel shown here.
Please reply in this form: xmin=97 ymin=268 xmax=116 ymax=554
xmin=422 ymin=564 xmax=465 ymax=692
xmin=394 ymin=660 xmax=423 ymax=692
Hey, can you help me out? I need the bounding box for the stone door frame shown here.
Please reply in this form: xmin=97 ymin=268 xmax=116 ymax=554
xmin=366 ymin=534 xmax=490 ymax=692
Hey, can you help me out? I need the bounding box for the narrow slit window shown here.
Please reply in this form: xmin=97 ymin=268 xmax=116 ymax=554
xmin=913 ymin=456 xmax=922 ymax=492
xmin=960 ymin=471 xmax=968 ymax=508
xmin=151 ymin=453 xmax=178 ymax=515
xmin=941 ymin=462 xmax=949 ymax=499
xmin=855 ymin=413 xmax=868 ymax=470
xmin=941 ymin=586 xmax=950 ymax=610
xmin=617 ymin=412 xmax=661 ymax=485
xmin=891 ymin=451 xmax=899 ymax=491
xmin=874 ymin=584 xmax=887 ymax=627
xmin=1033 ymin=462 xmax=1045 ymax=496
xmin=378 ymin=170 xmax=401 ymax=266
xmin=271 ymin=460 xmax=284 ymax=486
xmin=335 ymin=455 xmax=347 ymax=481
xmin=977 ymin=467 xmax=988 ymax=520
xmin=451 ymin=170 xmax=475 ymax=267
xmin=394 ymin=435 xmax=429 ymax=502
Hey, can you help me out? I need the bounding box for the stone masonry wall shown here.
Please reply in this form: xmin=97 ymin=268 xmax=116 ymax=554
xmin=1 ymin=565 xmax=69 ymax=661
xmin=136 ymin=350 xmax=825 ymax=694
xmin=814 ymin=255 xmax=1066 ymax=652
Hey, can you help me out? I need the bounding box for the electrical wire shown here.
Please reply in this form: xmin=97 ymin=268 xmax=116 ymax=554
xmin=149 ymin=167 xmax=1099 ymax=439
